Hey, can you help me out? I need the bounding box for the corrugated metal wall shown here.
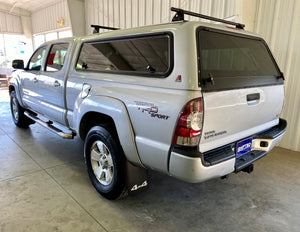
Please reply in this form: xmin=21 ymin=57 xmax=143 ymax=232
xmin=31 ymin=0 xmax=71 ymax=34
xmin=0 ymin=11 xmax=23 ymax=34
xmin=253 ymin=0 xmax=300 ymax=151
xmin=85 ymin=0 xmax=236 ymax=34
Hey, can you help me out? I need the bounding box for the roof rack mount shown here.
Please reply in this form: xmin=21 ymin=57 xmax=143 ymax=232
xmin=91 ymin=25 xmax=120 ymax=34
xmin=170 ymin=7 xmax=245 ymax=30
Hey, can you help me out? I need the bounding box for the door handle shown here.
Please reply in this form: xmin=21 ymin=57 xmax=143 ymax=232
xmin=53 ymin=80 xmax=61 ymax=87
xmin=33 ymin=77 xmax=38 ymax=83
xmin=247 ymin=93 xmax=260 ymax=105
xmin=247 ymin=93 xmax=260 ymax=101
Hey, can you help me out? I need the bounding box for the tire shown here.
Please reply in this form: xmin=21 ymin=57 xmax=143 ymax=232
xmin=84 ymin=126 xmax=127 ymax=200
xmin=10 ymin=90 xmax=34 ymax=128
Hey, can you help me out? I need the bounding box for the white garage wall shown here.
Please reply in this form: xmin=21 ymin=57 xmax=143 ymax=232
xmin=0 ymin=11 xmax=23 ymax=34
xmin=31 ymin=0 xmax=71 ymax=34
xmin=251 ymin=0 xmax=300 ymax=152
xmin=85 ymin=0 xmax=236 ymax=34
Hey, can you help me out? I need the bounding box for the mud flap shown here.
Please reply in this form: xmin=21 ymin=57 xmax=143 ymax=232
xmin=126 ymin=161 xmax=148 ymax=194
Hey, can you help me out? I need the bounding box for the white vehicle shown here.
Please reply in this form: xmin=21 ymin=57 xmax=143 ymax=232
xmin=9 ymin=8 xmax=287 ymax=200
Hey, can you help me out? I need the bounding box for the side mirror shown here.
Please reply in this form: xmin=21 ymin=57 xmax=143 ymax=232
xmin=12 ymin=59 xmax=24 ymax=69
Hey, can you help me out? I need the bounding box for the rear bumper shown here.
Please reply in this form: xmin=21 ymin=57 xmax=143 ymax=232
xmin=168 ymin=118 xmax=287 ymax=183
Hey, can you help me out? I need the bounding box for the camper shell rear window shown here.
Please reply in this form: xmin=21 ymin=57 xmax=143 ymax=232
xmin=197 ymin=28 xmax=283 ymax=91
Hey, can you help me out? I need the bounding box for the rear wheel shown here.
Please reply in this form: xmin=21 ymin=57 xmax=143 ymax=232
xmin=84 ymin=126 xmax=127 ymax=200
xmin=10 ymin=90 xmax=34 ymax=128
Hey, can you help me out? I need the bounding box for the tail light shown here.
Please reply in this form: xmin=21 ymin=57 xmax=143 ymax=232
xmin=173 ymin=98 xmax=203 ymax=146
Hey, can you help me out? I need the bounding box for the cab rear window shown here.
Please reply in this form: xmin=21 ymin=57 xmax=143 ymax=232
xmin=198 ymin=28 xmax=283 ymax=91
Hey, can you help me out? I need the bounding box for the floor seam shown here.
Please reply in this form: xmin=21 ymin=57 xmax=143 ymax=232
xmin=42 ymin=158 xmax=84 ymax=170
xmin=0 ymin=169 xmax=45 ymax=183
xmin=6 ymin=133 xmax=84 ymax=169
xmin=7 ymin=133 xmax=46 ymax=170
xmin=0 ymin=126 xmax=5 ymax=134
xmin=44 ymin=169 xmax=110 ymax=232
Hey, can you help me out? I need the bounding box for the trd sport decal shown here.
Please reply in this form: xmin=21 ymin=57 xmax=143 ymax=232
xmin=134 ymin=101 xmax=170 ymax=120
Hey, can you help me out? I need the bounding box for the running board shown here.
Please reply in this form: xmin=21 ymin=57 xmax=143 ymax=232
xmin=24 ymin=111 xmax=75 ymax=139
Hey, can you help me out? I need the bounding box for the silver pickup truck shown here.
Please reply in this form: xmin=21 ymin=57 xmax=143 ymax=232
xmin=9 ymin=8 xmax=287 ymax=200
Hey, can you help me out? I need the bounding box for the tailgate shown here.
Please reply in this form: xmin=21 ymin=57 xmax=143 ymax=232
xmin=199 ymin=85 xmax=284 ymax=152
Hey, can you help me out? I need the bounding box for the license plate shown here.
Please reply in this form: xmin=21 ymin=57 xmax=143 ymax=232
xmin=236 ymin=138 xmax=252 ymax=158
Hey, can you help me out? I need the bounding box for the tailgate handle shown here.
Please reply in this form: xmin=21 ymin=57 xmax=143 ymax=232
xmin=247 ymin=93 xmax=260 ymax=105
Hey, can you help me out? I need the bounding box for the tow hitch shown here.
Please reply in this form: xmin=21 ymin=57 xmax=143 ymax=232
xmin=242 ymin=164 xmax=254 ymax=174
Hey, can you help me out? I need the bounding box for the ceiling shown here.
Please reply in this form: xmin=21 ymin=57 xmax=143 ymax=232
xmin=0 ymin=0 xmax=60 ymax=12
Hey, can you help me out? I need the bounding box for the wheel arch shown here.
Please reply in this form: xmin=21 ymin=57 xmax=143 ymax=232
xmin=9 ymin=84 xmax=15 ymax=93
xmin=8 ymin=75 xmax=25 ymax=108
xmin=79 ymin=111 xmax=118 ymax=141
xmin=75 ymin=95 xmax=143 ymax=167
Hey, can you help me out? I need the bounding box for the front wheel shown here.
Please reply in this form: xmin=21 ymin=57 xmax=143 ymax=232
xmin=84 ymin=126 xmax=127 ymax=200
xmin=10 ymin=90 xmax=34 ymax=128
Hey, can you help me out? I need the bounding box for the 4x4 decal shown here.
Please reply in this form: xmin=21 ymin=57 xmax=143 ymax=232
xmin=135 ymin=101 xmax=170 ymax=120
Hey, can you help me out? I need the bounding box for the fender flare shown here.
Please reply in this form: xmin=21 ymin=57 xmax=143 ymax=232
xmin=9 ymin=74 xmax=26 ymax=108
xmin=74 ymin=95 xmax=143 ymax=167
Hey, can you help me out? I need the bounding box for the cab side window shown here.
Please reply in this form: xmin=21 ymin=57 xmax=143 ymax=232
xmin=28 ymin=47 xmax=47 ymax=71
xmin=46 ymin=43 xmax=69 ymax=72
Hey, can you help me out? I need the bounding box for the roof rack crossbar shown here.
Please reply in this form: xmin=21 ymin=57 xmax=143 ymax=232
xmin=91 ymin=25 xmax=120 ymax=34
xmin=170 ymin=7 xmax=245 ymax=29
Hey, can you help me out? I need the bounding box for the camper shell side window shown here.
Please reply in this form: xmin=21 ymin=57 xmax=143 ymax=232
xmin=76 ymin=33 xmax=173 ymax=77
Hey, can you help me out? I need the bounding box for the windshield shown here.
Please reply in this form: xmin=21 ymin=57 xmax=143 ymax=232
xmin=198 ymin=29 xmax=282 ymax=91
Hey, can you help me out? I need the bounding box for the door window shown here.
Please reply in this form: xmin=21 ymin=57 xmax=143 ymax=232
xmin=28 ymin=46 xmax=47 ymax=71
xmin=46 ymin=43 xmax=69 ymax=72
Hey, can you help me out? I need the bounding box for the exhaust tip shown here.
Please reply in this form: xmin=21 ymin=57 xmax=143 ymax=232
xmin=242 ymin=164 xmax=254 ymax=174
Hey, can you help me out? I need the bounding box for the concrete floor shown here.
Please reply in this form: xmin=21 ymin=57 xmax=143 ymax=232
xmin=0 ymin=89 xmax=300 ymax=232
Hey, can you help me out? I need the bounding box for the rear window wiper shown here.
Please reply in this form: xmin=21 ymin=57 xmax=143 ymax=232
xmin=277 ymin=72 xmax=285 ymax=80
xmin=146 ymin=65 xmax=156 ymax=73
xmin=206 ymin=73 xmax=215 ymax=85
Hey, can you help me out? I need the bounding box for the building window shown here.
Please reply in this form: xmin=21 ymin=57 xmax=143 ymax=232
xmin=58 ymin=30 xmax=72 ymax=39
xmin=0 ymin=33 xmax=32 ymax=70
xmin=33 ymin=34 xmax=45 ymax=50
xmin=45 ymin=32 xmax=57 ymax=42
xmin=33 ymin=30 xmax=72 ymax=49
